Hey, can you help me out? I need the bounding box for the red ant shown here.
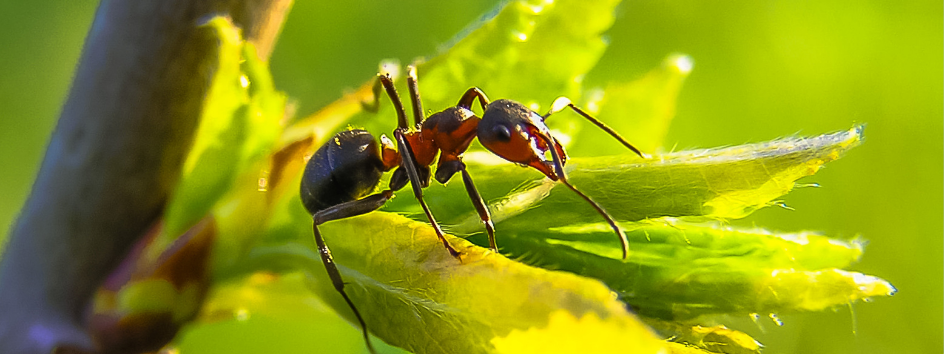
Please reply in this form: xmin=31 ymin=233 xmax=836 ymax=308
xmin=299 ymin=65 xmax=646 ymax=352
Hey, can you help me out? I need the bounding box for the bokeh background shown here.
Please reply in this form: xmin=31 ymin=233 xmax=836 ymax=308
xmin=0 ymin=1 xmax=940 ymax=353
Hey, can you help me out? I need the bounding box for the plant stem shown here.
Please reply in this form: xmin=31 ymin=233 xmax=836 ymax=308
xmin=0 ymin=1 xmax=291 ymax=353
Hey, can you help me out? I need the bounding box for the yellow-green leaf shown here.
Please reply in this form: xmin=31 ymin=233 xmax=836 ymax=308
xmin=497 ymin=221 xmax=893 ymax=320
xmin=244 ymin=206 xmax=662 ymax=354
xmin=160 ymin=16 xmax=284 ymax=254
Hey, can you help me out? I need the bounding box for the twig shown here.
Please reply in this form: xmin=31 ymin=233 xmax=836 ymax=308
xmin=0 ymin=1 xmax=292 ymax=353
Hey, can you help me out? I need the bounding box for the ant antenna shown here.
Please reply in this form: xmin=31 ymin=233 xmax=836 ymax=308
xmin=545 ymin=97 xmax=649 ymax=159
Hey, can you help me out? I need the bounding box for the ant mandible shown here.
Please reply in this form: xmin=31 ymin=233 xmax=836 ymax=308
xmin=299 ymin=65 xmax=646 ymax=353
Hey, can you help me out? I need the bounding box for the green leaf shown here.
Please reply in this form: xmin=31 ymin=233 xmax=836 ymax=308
xmin=497 ymin=221 xmax=894 ymax=320
xmin=394 ymin=125 xmax=865 ymax=234
xmin=375 ymin=125 xmax=893 ymax=322
xmin=295 ymin=211 xmax=663 ymax=354
xmin=645 ymin=320 xmax=762 ymax=354
xmin=345 ymin=0 xmax=620 ymax=139
xmin=384 ymin=125 xmax=889 ymax=320
xmin=418 ymin=0 xmax=617 ymax=106
xmin=158 ymin=17 xmax=284 ymax=256
xmin=162 ymin=16 xmax=247 ymax=241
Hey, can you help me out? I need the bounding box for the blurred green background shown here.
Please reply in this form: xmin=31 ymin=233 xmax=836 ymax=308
xmin=0 ymin=1 xmax=940 ymax=353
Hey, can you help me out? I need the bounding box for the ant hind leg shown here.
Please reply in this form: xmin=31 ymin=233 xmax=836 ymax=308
xmin=310 ymin=190 xmax=393 ymax=354
xmin=311 ymin=225 xmax=377 ymax=354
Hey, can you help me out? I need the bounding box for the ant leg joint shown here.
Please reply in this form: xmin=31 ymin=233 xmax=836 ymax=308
xmin=435 ymin=160 xmax=465 ymax=184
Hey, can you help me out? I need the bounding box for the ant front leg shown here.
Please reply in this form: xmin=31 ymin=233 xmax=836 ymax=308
xmin=311 ymin=190 xmax=393 ymax=354
xmin=544 ymin=97 xmax=648 ymax=158
xmin=436 ymin=160 xmax=498 ymax=252
xmin=393 ymin=130 xmax=461 ymax=258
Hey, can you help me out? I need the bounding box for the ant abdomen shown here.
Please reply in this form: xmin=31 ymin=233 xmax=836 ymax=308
xmin=300 ymin=129 xmax=386 ymax=215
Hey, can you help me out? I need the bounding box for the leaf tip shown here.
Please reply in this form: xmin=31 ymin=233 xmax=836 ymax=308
xmin=665 ymin=53 xmax=694 ymax=76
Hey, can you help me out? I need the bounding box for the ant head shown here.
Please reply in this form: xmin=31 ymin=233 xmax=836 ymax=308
xmin=477 ymin=99 xmax=564 ymax=180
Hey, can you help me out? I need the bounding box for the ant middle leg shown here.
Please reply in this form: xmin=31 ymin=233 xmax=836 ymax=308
xmin=436 ymin=159 xmax=498 ymax=252
xmin=311 ymin=225 xmax=375 ymax=354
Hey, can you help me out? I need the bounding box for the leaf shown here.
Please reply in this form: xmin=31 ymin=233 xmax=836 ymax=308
xmin=645 ymin=320 xmax=762 ymax=354
xmin=159 ymin=17 xmax=284 ymax=252
xmin=496 ymin=221 xmax=894 ymax=320
xmin=491 ymin=310 xmax=663 ymax=354
xmin=396 ymin=125 xmax=865 ymax=234
xmin=296 ymin=211 xmax=663 ymax=354
xmin=344 ymin=0 xmax=621 ymax=140
xmin=418 ymin=0 xmax=617 ymax=105
xmin=379 ymin=126 xmax=893 ymax=321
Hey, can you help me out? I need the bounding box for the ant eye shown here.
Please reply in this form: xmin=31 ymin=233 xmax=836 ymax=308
xmin=493 ymin=125 xmax=512 ymax=142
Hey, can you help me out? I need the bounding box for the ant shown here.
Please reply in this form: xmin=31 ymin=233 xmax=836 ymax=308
xmin=299 ymin=65 xmax=646 ymax=353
